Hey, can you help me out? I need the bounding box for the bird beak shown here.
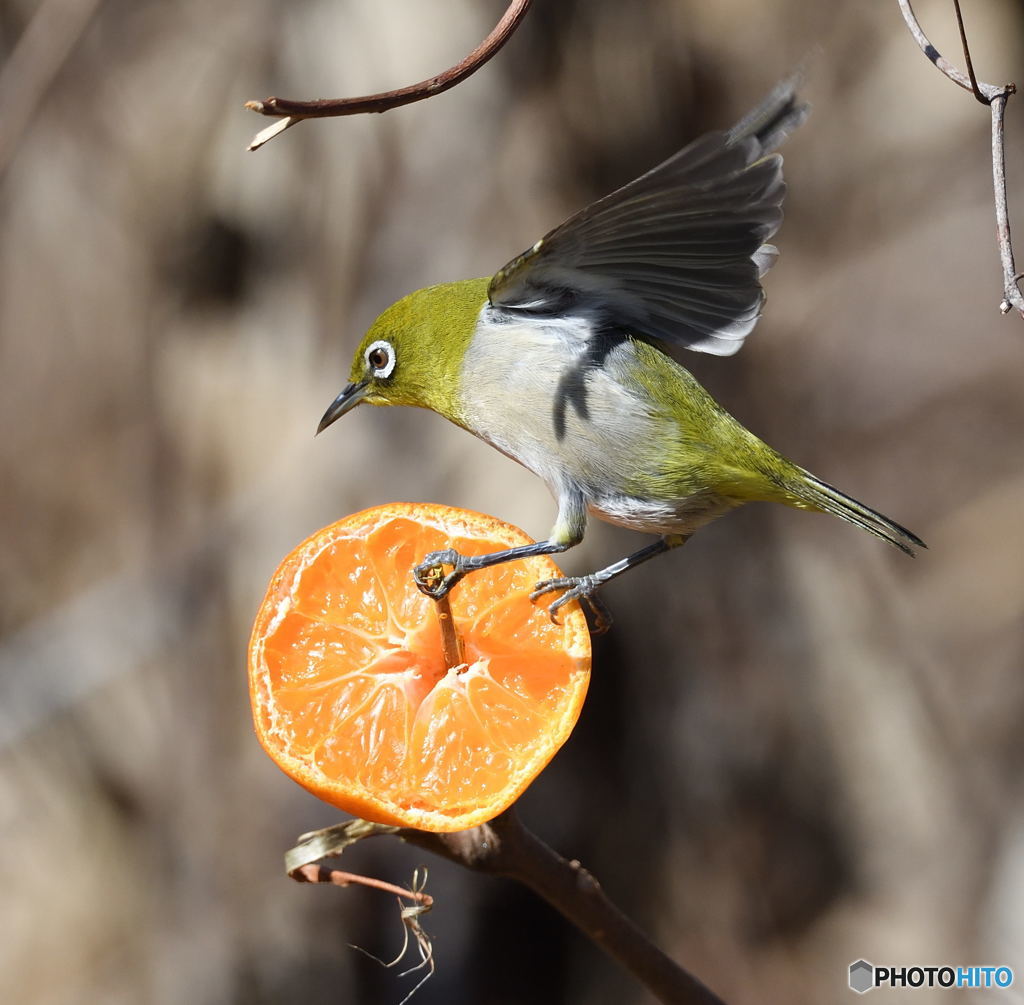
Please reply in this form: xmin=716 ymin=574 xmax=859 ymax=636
xmin=317 ymin=380 xmax=369 ymax=434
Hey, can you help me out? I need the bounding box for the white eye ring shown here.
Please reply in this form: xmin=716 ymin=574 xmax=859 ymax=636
xmin=365 ymin=339 xmax=396 ymax=378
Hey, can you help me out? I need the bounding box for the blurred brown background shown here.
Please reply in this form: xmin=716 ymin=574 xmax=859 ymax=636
xmin=2 ymin=0 xmax=1023 ymax=1002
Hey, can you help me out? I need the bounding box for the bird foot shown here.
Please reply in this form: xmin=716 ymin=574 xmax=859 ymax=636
xmin=413 ymin=549 xmax=470 ymax=599
xmin=530 ymin=576 xmax=613 ymax=635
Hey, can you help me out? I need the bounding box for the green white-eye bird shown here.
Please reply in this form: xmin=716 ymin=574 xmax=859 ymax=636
xmin=318 ymin=80 xmax=924 ymax=630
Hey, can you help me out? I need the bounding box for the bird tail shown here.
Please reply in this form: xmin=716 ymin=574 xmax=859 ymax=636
xmin=785 ymin=470 xmax=926 ymax=556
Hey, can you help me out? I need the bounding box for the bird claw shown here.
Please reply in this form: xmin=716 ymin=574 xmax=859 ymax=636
xmin=413 ymin=549 xmax=466 ymax=599
xmin=530 ymin=576 xmax=613 ymax=635
xmin=415 ymin=554 xmax=615 ymax=634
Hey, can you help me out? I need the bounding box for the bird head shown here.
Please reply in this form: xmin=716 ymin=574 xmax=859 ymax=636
xmin=317 ymin=278 xmax=489 ymax=434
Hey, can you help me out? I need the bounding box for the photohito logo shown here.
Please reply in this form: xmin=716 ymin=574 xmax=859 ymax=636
xmin=849 ymin=960 xmax=1015 ymax=993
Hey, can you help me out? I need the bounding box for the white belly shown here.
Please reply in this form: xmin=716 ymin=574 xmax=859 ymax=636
xmin=588 ymin=491 xmax=741 ymax=536
xmin=458 ymin=312 xmax=736 ymax=536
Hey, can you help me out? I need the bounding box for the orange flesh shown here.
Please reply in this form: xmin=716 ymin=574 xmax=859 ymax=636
xmin=249 ymin=504 xmax=590 ymax=831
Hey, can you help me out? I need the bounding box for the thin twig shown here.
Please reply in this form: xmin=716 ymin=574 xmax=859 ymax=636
xmin=951 ymin=0 xmax=985 ymax=106
xmin=419 ymin=568 xmax=465 ymax=669
xmin=435 ymin=591 xmax=465 ymax=669
xmin=292 ymin=863 xmax=433 ymax=910
xmin=897 ymin=0 xmax=1023 ymax=317
xmin=245 ymin=0 xmax=532 ymax=150
xmin=286 ymin=812 xmax=727 ymax=1005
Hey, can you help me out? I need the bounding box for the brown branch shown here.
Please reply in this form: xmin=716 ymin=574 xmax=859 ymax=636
xmin=897 ymin=0 xmax=1023 ymax=318
xmin=287 ymin=810 xmax=727 ymax=1005
xmin=951 ymin=0 xmax=985 ymax=106
xmin=434 ymin=591 xmax=465 ymax=668
xmin=417 ymin=567 xmax=465 ymax=668
xmin=292 ymin=863 xmax=433 ymax=911
xmin=245 ymin=0 xmax=532 ymax=151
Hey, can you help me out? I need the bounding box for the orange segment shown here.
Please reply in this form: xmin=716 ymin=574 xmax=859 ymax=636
xmin=248 ymin=503 xmax=591 ymax=832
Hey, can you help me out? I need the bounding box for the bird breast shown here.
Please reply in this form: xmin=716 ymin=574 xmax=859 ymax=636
xmin=458 ymin=311 xmax=739 ymax=535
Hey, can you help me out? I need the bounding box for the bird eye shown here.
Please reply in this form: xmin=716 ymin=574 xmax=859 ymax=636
xmin=365 ymin=340 xmax=396 ymax=378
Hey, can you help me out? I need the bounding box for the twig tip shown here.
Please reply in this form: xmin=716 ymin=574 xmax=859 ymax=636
xmin=247 ymin=116 xmax=296 ymax=151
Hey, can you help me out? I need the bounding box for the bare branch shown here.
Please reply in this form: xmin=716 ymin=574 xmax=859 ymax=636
xmin=422 ymin=568 xmax=465 ymax=669
xmin=292 ymin=863 xmax=433 ymax=911
xmin=951 ymin=0 xmax=985 ymax=106
xmin=897 ymin=0 xmax=1023 ymax=317
xmin=246 ymin=0 xmax=532 ymax=151
xmin=286 ymin=811 xmax=728 ymax=1005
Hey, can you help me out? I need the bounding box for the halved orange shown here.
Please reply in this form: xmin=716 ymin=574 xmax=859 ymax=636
xmin=248 ymin=503 xmax=591 ymax=833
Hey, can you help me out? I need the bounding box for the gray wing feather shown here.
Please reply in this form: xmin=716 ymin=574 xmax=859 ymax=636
xmin=487 ymin=78 xmax=808 ymax=356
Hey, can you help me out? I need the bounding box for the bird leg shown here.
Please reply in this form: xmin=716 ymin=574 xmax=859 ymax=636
xmin=531 ymin=534 xmax=689 ymax=634
xmin=413 ymin=540 xmax=574 ymax=600
xmin=414 ymin=492 xmax=587 ymax=601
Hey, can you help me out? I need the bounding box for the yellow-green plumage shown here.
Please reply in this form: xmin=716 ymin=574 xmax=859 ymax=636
xmin=319 ymin=79 xmax=922 ymax=625
xmin=350 ymin=279 xmax=487 ymax=417
xmin=344 ymin=281 xmax=920 ymax=555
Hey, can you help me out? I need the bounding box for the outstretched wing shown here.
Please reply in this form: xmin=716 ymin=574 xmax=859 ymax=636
xmin=487 ymin=78 xmax=808 ymax=356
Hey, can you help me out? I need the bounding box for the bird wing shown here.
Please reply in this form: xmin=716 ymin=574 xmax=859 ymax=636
xmin=487 ymin=78 xmax=808 ymax=356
